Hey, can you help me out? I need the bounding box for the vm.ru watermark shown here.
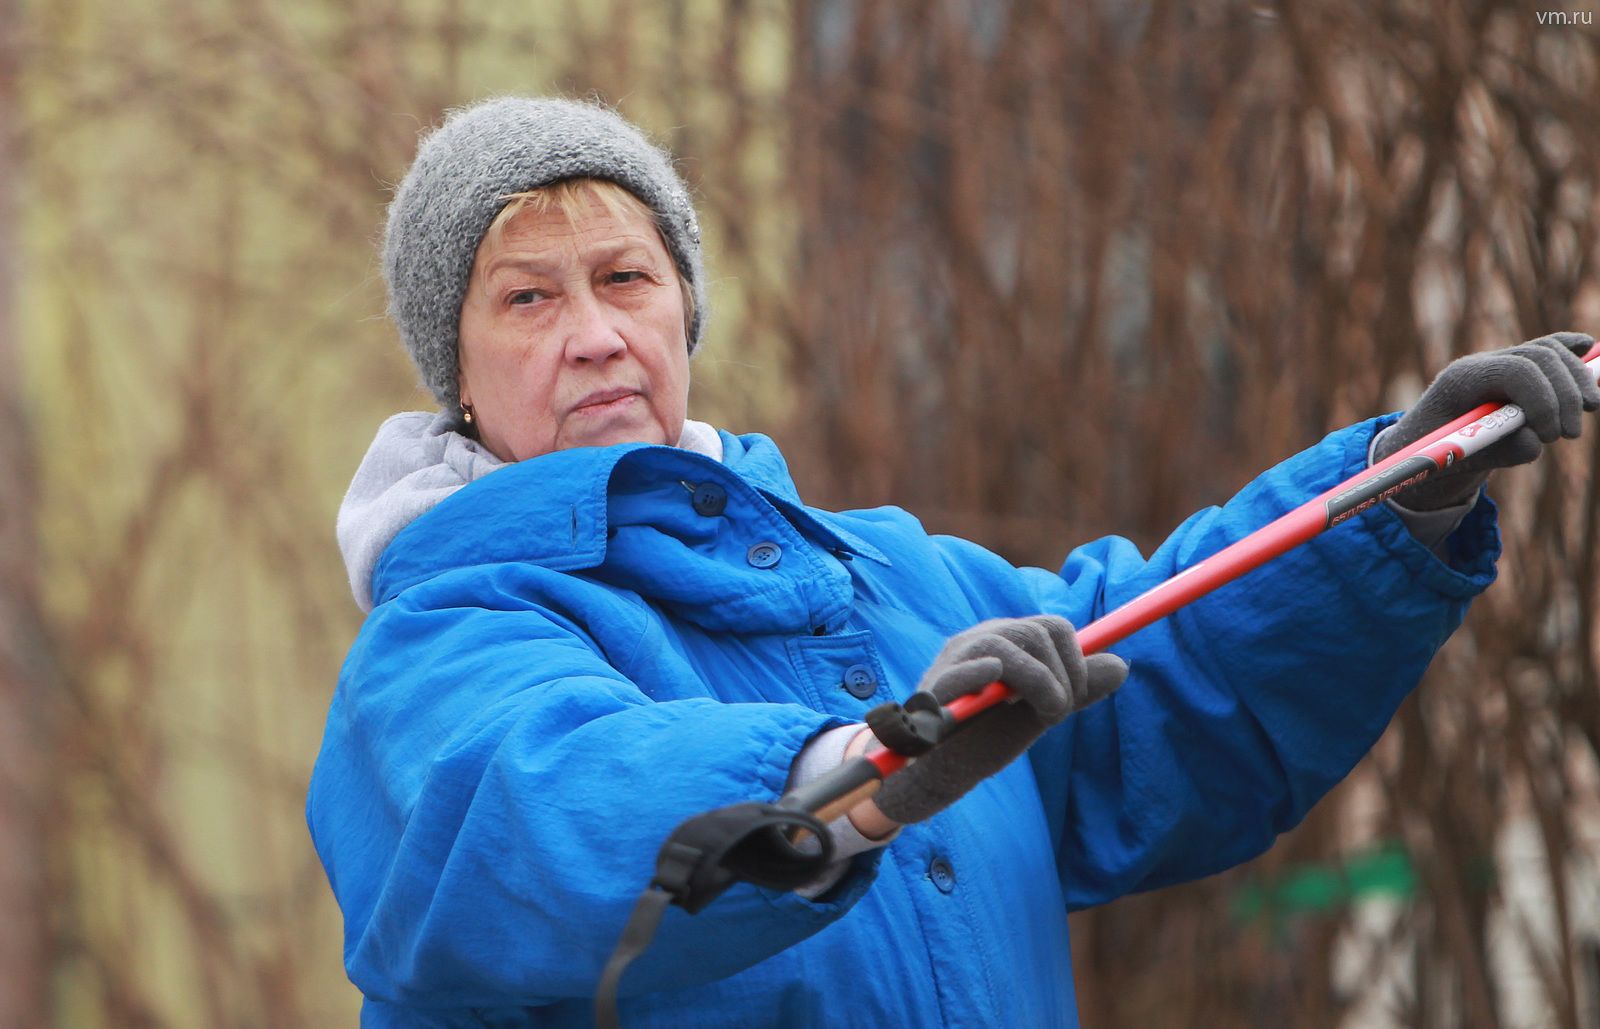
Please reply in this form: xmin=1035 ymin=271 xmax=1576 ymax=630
xmin=1536 ymin=9 xmax=1593 ymax=25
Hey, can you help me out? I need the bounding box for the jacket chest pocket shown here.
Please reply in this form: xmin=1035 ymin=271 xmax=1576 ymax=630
xmin=785 ymin=631 xmax=894 ymax=716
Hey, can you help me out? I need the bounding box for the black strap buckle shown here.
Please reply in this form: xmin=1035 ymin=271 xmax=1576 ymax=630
xmin=596 ymin=802 xmax=835 ymax=1027
xmin=864 ymin=692 xmax=955 ymax=757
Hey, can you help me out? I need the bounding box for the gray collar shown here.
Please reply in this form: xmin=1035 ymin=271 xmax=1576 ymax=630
xmin=336 ymin=413 xmax=723 ymax=612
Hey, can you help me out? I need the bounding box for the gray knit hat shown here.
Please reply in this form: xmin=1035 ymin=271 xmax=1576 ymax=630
xmin=381 ymin=96 xmax=707 ymax=414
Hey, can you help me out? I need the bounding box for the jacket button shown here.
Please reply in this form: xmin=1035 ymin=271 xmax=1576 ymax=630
xmin=928 ymin=857 xmax=957 ymax=893
xmin=690 ymin=483 xmax=727 ymax=517
xmin=746 ymin=542 xmax=783 ymax=569
xmin=841 ymin=663 xmax=877 ymax=699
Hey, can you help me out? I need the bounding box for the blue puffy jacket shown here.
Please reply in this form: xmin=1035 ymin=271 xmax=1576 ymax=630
xmin=307 ymin=414 xmax=1499 ymax=1027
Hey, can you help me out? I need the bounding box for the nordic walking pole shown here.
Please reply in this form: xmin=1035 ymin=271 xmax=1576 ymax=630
xmin=785 ymin=344 xmax=1600 ymax=823
xmin=600 ymin=346 xmax=1599 ymax=1025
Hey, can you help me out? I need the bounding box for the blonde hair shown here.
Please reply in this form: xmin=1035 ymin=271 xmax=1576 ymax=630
xmin=480 ymin=178 xmax=696 ymax=336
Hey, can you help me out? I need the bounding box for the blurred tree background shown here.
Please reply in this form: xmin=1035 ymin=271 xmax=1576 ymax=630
xmin=4 ymin=0 xmax=1600 ymax=1025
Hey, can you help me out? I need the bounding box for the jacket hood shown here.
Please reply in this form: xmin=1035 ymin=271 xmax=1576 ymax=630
xmin=337 ymin=412 xmax=508 ymax=612
xmin=337 ymin=413 xmax=728 ymax=611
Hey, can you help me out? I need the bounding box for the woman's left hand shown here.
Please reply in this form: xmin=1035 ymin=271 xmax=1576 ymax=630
xmin=1375 ymin=332 xmax=1599 ymax=510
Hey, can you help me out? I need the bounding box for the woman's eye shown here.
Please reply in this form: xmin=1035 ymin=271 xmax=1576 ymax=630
xmin=609 ymin=270 xmax=646 ymax=285
xmin=507 ymin=289 xmax=542 ymax=305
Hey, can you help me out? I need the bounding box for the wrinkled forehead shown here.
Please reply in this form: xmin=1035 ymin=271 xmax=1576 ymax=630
xmin=473 ymin=182 xmax=672 ymax=275
xmin=506 ymin=198 xmax=658 ymax=245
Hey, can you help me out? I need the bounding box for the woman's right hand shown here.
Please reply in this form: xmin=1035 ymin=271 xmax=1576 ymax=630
xmin=859 ymin=615 xmax=1128 ymax=828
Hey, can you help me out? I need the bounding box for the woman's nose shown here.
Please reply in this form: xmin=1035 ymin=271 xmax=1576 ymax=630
xmin=562 ymin=289 xmax=627 ymax=364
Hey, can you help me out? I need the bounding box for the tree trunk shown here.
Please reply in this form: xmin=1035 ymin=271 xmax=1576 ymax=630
xmin=0 ymin=0 xmax=53 ymax=1022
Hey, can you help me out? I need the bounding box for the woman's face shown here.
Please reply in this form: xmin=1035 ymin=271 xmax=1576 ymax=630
xmin=456 ymin=195 xmax=690 ymax=463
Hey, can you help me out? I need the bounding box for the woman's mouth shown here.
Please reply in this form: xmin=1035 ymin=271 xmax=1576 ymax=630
xmin=573 ymin=389 xmax=640 ymax=415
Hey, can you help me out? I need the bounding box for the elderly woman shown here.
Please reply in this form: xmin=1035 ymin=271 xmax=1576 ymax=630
xmin=308 ymin=96 xmax=1598 ymax=1027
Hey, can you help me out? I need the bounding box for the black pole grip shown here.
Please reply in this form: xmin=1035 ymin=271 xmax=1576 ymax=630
xmin=778 ymin=753 xmax=882 ymax=816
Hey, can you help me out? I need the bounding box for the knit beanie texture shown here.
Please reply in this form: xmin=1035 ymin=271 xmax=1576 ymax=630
xmin=382 ymin=96 xmax=707 ymax=413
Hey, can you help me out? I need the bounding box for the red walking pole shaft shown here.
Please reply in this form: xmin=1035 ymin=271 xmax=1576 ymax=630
xmin=853 ymin=345 xmax=1600 ymax=783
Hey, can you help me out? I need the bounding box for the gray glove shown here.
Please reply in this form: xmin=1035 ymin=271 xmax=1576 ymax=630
xmin=1374 ymin=332 xmax=1599 ymax=511
xmin=872 ymin=615 xmax=1127 ymax=825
